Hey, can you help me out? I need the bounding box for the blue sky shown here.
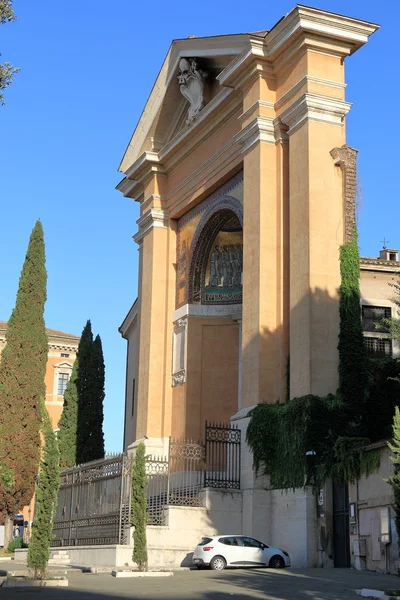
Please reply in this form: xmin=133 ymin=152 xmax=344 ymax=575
xmin=1 ymin=1 xmax=398 ymax=451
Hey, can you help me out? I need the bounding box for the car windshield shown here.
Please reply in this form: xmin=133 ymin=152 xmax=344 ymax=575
xmin=198 ymin=537 xmax=213 ymax=546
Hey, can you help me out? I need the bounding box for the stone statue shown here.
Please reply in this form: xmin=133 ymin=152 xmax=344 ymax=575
xmin=178 ymin=58 xmax=207 ymax=125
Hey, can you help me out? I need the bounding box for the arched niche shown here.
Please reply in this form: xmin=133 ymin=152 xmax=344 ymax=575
xmin=188 ymin=198 xmax=243 ymax=305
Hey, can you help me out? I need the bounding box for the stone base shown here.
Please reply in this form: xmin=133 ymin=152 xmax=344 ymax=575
xmin=231 ymin=406 xmax=319 ymax=568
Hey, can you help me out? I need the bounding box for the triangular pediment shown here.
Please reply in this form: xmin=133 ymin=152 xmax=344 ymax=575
xmin=53 ymin=361 xmax=73 ymax=369
xmin=118 ymin=34 xmax=251 ymax=174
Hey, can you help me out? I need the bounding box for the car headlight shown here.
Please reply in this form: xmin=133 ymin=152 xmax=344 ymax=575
xmin=280 ymin=550 xmax=289 ymax=557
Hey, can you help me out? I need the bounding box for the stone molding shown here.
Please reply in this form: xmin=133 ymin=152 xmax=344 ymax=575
xmin=360 ymin=258 xmax=400 ymax=271
xmin=238 ymin=100 xmax=275 ymax=124
xmin=48 ymin=343 xmax=78 ymax=352
xmin=274 ymin=75 xmax=346 ymax=112
xmin=173 ymin=315 xmax=188 ymax=329
xmin=264 ymin=5 xmax=379 ymax=61
xmin=172 ymin=316 xmax=187 ymax=387
xmin=133 ymin=208 xmax=169 ymax=245
xmin=172 ymin=370 xmax=187 ymax=387
xmin=173 ymin=303 xmax=242 ymax=322
xmin=273 ymin=118 xmax=289 ymax=143
xmin=234 ymin=116 xmax=275 ymax=155
xmin=330 ymin=144 xmax=357 ymax=243
xmin=280 ymin=93 xmax=351 ymax=134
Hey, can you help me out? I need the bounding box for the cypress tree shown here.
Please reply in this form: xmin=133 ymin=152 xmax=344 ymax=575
xmin=27 ymin=398 xmax=60 ymax=580
xmin=75 ymin=320 xmax=93 ymax=464
xmin=0 ymin=220 xmax=48 ymax=545
xmin=75 ymin=323 xmax=105 ymax=464
xmin=131 ymin=442 xmax=148 ymax=571
xmin=58 ymin=360 xmax=79 ymax=468
xmin=88 ymin=334 xmax=105 ymax=460
xmin=388 ymin=406 xmax=400 ymax=551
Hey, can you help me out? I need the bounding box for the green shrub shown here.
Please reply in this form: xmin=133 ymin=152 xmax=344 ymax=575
xmin=7 ymin=538 xmax=28 ymax=553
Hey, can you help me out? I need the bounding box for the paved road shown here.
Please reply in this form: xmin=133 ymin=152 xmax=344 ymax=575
xmin=1 ymin=567 xmax=400 ymax=600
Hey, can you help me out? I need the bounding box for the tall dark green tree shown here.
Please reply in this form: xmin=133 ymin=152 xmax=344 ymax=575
xmin=131 ymin=442 xmax=148 ymax=571
xmin=27 ymin=398 xmax=60 ymax=579
xmin=58 ymin=360 xmax=79 ymax=468
xmin=76 ymin=320 xmax=93 ymax=464
xmin=89 ymin=334 xmax=105 ymax=458
xmin=0 ymin=220 xmax=48 ymax=547
xmin=76 ymin=321 xmax=105 ymax=464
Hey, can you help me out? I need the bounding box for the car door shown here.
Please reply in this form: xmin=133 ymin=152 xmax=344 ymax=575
xmin=217 ymin=536 xmax=243 ymax=566
xmin=238 ymin=536 xmax=265 ymax=566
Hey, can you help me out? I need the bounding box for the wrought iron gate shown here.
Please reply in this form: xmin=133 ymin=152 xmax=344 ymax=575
xmin=52 ymin=422 xmax=241 ymax=542
xmin=204 ymin=421 xmax=241 ymax=489
xmin=52 ymin=454 xmax=132 ymax=547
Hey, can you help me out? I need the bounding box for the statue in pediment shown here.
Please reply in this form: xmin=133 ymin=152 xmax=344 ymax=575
xmin=178 ymin=58 xmax=207 ymax=125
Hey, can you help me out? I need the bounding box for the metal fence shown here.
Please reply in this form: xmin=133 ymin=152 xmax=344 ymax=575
xmin=52 ymin=422 xmax=241 ymax=543
xmin=52 ymin=454 xmax=132 ymax=547
xmin=204 ymin=421 xmax=241 ymax=489
xmin=145 ymin=422 xmax=241 ymax=525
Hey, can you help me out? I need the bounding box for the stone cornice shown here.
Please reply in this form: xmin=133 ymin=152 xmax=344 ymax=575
xmin=217 ymin=38 xmax=272 ymax=89
xmin=233 ymin=116 xmax=275 ymax=156
xmin=279 ymin=93 xmax=351 ymax=134
xmin=159 ymin=87 xmax=236 ymax=170
xmin=117 ymin=88 xmax=240 ymax=201
xmin=265 ymin=5 xmax=379 ymax=60
xmin=217 ymin=7 xmax=378 ymax=91
xmin=119 ymin=35 xmax=249 ymax=173
xmin=133 ymin=208 xmax=169 ymax=245
xmin=116 ymin=152 xmax=165 ymax=200
xmin=173 ymin=303 xmax=243 ymax=321
xmin=119 ymin=298 xmax=138 ymax=339
xmin=360 ymin=258 xmax=400 ymax=272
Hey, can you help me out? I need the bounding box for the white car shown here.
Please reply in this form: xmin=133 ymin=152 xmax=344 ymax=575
xmin=192 ymin=535 xmax=290 ymax=570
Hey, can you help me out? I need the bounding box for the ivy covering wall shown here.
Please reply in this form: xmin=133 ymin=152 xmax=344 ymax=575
xmin=246 ymin=233 xmax=400 ymax=489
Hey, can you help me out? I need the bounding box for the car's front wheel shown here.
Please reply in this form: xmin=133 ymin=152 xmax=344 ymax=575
xmin=210 ymin=555 xmax=227 ymax=570
xmin=269 ymin=555 xmax=285 ymax=569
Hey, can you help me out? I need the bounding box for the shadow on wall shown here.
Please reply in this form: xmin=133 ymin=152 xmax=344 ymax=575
xmin=251 ymin=285 xmax=340 ymax=404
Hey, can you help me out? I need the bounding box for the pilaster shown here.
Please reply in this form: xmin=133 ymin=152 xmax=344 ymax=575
xmin=135 ymin=201 xmax=176 ymax=441
xmin=280 ymin=90 xmax=347 ymax=398
xmin=236 ymin=105 xmax=278 ymax=407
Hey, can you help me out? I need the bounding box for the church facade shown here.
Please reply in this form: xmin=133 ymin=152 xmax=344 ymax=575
xmin=118 ymin=6 xmax=379 ymax=459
